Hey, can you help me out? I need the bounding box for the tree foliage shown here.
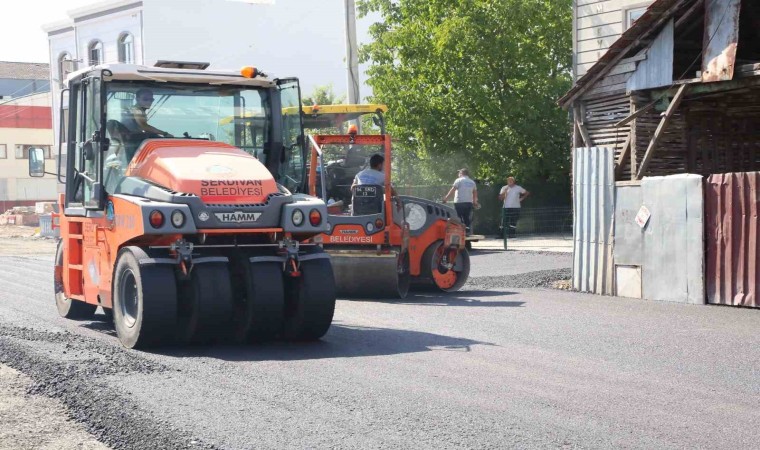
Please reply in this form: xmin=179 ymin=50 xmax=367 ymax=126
xmin=357 ymin=0 xmax=572 ymax=186
xmin=302 ymin=84 xmax=346 ymax=106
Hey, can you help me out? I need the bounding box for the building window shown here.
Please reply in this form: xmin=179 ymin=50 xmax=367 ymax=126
xmin=15 ymin=145 xmax=52 ymax=160
xmin=0 ymin=144 xmax=6 ymax=159
xmin=118 ymin=33 xmax=134 ymax=64
xmin=89 ymin=40 xmax=103 ymax=66
xmin=58 ymin=52 xmax=73 ymax=86
xmin=625 ymin=6 xmax=648 ymax=29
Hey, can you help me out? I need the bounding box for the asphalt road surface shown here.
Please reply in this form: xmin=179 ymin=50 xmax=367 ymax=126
xmin=1 ymin=246 xmax=759 ymax=449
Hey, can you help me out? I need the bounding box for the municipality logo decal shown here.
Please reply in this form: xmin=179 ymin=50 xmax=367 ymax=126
xmin=215 ymin=211 xmax=262 ymax=223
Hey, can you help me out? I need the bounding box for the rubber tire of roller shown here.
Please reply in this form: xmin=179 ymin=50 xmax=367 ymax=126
xmin=54 ymin=239 xmax=97 ymax=320
xmin=112 ymin=248 xmax=178 ymax=349
xmin=422 ymin=240 xmax=471 ymax=292
xmin=177 ymin=263 xmax=234 ymax=344
xmin=282 ymin=257 xmax=336 ymax=341
xmin=233 ymin=260 xmax=284 ymax=343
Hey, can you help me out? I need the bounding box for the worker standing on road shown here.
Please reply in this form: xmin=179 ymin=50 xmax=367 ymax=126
xmin=443 ymin=168 xmax=478 ymax=234
xmin=498 ymin=176 xmax=530 ymax=238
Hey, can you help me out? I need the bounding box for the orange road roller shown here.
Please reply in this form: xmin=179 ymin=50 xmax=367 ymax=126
xmin=30 ymin=61 xmax=336 ymax=348
xmin=301 ymin=105 xmax=470 ymax=298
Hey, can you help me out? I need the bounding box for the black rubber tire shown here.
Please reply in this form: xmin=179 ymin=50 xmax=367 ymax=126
xmin=112 ymin=247 xmax=178 ymax=349
xmin=176 ymin=263 xmax=233 ymax=344
xmin=282 ymin=256 xmax=336 ymax=341
xmin=421 ymin=240 xmax=471 ymax=292
xmin=233 ymin=259 xmax=285 ymax=343
xmin=53 ymin=239 xmax=97 ymax=320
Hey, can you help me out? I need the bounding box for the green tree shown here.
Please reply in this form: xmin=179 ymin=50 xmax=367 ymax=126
xmin=357 ymin=0 xmax=572 ymax=187
xmin=302 ymin=84 xmax=346 ymax=106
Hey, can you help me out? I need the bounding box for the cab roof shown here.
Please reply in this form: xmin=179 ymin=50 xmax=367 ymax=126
xmin=291 ymin=104 xmax=388 ymax=129
xmin=67 ymin=63 xmax=276 ymax=88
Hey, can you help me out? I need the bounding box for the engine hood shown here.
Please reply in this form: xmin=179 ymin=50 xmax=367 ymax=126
xmin=125 ymin=139 xmax=278 ymax=205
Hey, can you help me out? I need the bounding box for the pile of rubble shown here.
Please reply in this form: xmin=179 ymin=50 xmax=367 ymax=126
xmin=0 ymin=206 xmax=39 ymax=226
xmin=0 ymin=202 xmax=56 ymax=227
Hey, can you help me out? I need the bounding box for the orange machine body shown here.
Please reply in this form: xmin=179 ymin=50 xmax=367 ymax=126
xmin=56 ymin=140 xmax=286 ymax=310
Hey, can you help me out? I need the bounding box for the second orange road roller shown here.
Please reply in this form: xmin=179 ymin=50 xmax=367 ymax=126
xmin=302 ymin=104 xmax=470 ymax=298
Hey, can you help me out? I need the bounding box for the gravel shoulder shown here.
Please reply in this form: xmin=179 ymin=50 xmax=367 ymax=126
xmin=0 ymin=226 xmax=57 ymax=257
xmin=0 ymin=363 xmax=109 ymax=450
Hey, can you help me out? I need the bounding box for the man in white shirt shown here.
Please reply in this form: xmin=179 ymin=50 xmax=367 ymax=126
xmin=443 ymin=168 xmax=479 ymax=233
xmin=498 ymin=177 xmax=529 ymax=238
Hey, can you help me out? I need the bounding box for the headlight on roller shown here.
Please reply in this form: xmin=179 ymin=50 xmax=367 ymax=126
xmin=171 ymin=210 xmax=185 ymax=228
xmin=292 ymin=209 xmax=304 ymax=226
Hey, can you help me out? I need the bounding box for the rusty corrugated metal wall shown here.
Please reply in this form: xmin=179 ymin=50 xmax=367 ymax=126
xmin=705 ymin=172 xmax=760 ymax=307
xmin=573 ymin=147 xmax=615 ymax=295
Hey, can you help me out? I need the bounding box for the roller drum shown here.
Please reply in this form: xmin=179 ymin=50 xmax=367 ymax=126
xmin=329 ymin=250 xmax=410 ymax=299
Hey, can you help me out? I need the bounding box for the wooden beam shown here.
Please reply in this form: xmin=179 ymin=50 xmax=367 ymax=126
xmin=614 ymin=101 xmax=656 ymax=127
xmin=614 ymin=134 xmax=632 ymax=179
xmin=574 ymin=105 xmax=593 ymax=147
xmin=636 ymin=84 xmax=688 ymax=179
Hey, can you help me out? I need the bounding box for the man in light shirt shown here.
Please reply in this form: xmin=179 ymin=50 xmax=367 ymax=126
xmin=443 ymin=168 xmax=478 ymax=234
xmin=498 ymin=176 xmax=529 ymax=238
xmin=351 ymin=153 xmax=401 ymax=211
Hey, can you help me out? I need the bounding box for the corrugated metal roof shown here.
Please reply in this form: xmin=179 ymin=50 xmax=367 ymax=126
xmin=559 ymin=0 xmax=691 ymax=108
xmin=0 ymin=62 xmax=50 ymax=81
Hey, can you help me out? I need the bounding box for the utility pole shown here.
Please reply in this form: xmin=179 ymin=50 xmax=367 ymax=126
xmin=344 ymin=0 xmax=361 ymax=129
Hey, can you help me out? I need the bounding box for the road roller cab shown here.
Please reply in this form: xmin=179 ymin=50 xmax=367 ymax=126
xmin=31 ymin=62 xmax=337 ymax=348
xmin=303 ymin=105 xmax=470 ymax=298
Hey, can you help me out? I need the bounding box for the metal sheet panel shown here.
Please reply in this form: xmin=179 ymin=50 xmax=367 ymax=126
xmin=705 ymin=172 xmax=760 ymax=307
xmin=573 ymin=147 xmax=615 ymax=295
xmin=627 ymin=19 xmax=674 ymax=92
xmin=702 ymin=0 xmax=741 ymax=83
xmin=641 ymin=174 xmax=705 ymax=304
xmin=614 ymin=185 xmax=643 ymax=266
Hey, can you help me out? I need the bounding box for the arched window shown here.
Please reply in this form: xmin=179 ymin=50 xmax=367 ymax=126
xmin=118 ymin=33 xmax=134 ymax=64
xmin=58 ymin=52 xmax=72 ymax=85
xmin=88 ymin=40 xmax=103 ymax=66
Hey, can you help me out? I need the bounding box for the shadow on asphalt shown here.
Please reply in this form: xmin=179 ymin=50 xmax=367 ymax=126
xmin=363 ymin=290 xmax=524 ymax=307
xmin=148 ymin=323 xmax=496 ymax=361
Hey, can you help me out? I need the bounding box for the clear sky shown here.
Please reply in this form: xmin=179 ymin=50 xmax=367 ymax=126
xmin=1 ymin=0 xmax=376 ymax=98
xmin=0 ymin=0 xmax=95 ymax=63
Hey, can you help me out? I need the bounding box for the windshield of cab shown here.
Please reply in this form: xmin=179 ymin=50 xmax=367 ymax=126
xmin=105 ymin=81 xmax=271 ymax=162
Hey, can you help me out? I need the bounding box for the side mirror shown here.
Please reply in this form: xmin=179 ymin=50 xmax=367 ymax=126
xmin=28 ymin=147 xmax=46 ymax=177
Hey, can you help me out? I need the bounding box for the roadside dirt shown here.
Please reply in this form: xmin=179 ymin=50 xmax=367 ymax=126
xmin=0 ymin=364 xmax=109 ymax=450
xmin=0 ymin=226 xmax=57 ymax=257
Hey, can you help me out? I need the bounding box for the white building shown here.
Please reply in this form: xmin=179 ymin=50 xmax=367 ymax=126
xmin=43 ymin=0 xmax=356 ymax=146
xmin=573 ymin=1 xmax=655 ymax=79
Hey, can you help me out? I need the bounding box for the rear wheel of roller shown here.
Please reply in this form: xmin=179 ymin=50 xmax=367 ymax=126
xmin=233 ymin=259 xmax=284 ymax=343
xmin=282 ymin=256 xmax=336 ymax=341
xmin=177 ymin=263 xmax=233 ymax=344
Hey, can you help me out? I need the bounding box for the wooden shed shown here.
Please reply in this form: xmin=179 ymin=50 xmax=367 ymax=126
xmin=561 ymin=0 xmax=760 ymax=307
xmin=560 ymin=0 xmax=760 ymax=181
